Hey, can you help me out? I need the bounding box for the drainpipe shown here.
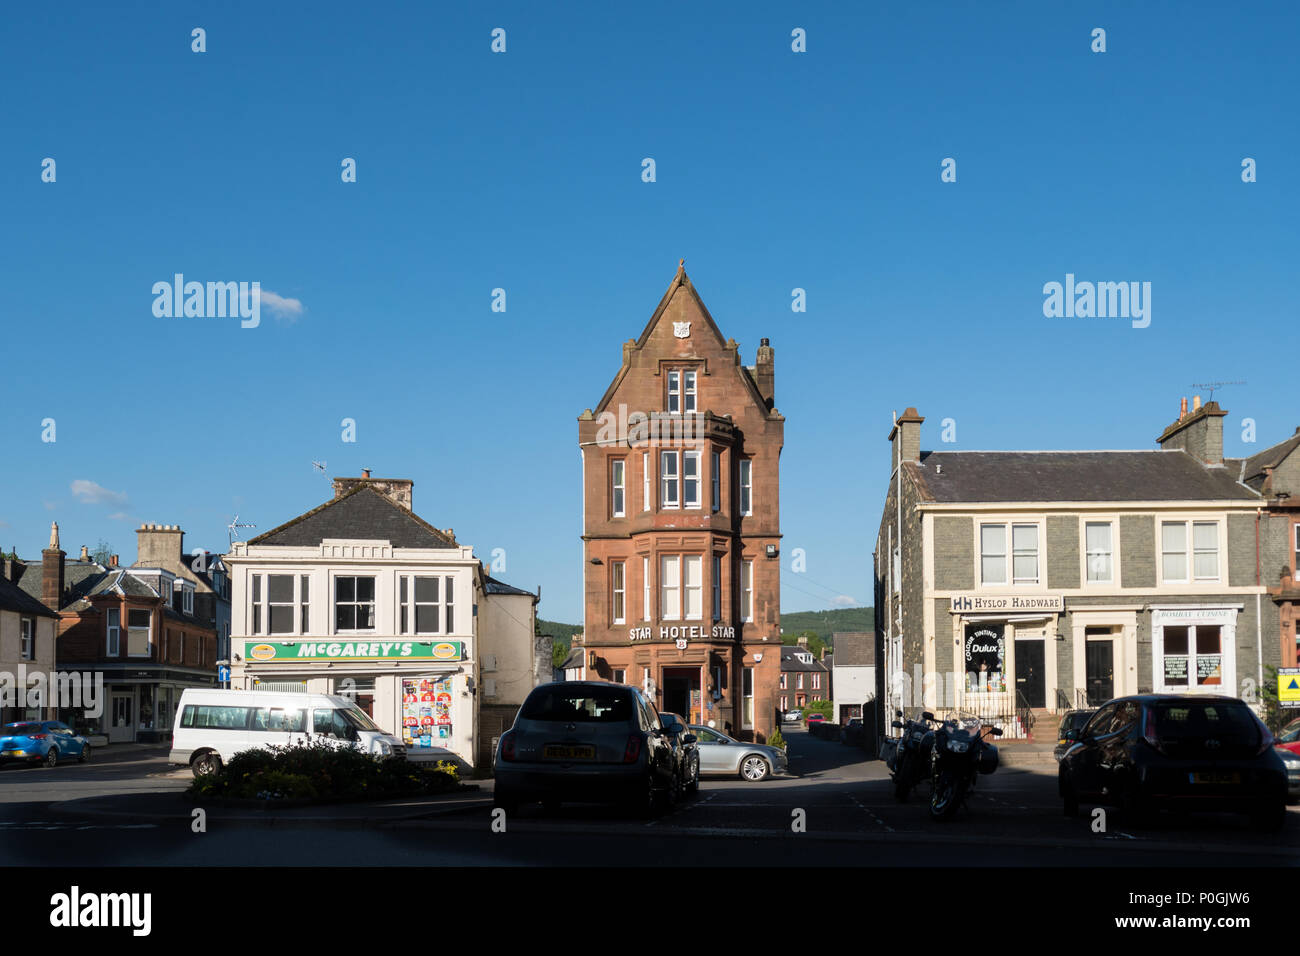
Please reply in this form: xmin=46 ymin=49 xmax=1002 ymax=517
xmin=580 ymin=446 xmax=587 ymax=682
xmin=1256 ymin=508 xmax=1264 ymax=697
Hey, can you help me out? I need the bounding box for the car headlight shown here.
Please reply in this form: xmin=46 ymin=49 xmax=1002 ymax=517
xmin=1280 ymin=751 xmax=1300 ymax=769
xmin=376 ymin=741 xmax=392 ymax=755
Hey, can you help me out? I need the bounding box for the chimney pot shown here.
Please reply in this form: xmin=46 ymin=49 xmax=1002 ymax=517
xmin=362 ymin=468 xmax=371 ymax=478
xmin=79 ymin=545 xmax=89 ymax=561
xmin=1179 ymin=397 xmax=1188 ymax=420
xmin=1192 ymin=395 xmax=1202 ymax=412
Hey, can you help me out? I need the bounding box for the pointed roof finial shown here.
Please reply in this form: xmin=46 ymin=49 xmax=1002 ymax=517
xmin=48 ymin=521 xmax=60 ymax=550
xmin=678 ymin=258 xmax=685 ymax=271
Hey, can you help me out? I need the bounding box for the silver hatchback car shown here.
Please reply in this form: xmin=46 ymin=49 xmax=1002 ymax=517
xmin=688 ymin=724 xmax=788 ymax=781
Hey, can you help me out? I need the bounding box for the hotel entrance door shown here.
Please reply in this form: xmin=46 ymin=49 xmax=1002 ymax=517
xmin=661 ymin=667 xmax=702 ymax=724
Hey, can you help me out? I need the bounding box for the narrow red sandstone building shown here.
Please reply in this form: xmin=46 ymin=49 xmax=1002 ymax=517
xmin=577 ymin=264 xmax=784 ymax=743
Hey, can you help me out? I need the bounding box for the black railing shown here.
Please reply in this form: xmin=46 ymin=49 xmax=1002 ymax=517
xmin=1015 ymin=689 xmax=1036 ymax=739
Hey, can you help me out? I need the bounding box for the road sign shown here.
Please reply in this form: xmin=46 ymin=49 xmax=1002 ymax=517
xmin=1279 ymin=668 xmax=1300 ymax=708
xmin=218 ymin=665 xmax=231 ymax=683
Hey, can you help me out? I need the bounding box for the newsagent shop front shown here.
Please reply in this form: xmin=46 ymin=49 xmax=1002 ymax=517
xmin=231 ymin=638 xmax=473 ymax=765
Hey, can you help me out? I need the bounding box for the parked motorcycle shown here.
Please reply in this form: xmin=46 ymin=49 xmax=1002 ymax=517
xmin=928 ymin=715 xmax=1002 ymax=820
xmin=888 ymin=710 xmax=936 ymax=802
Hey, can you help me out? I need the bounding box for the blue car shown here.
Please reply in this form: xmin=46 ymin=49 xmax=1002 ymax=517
xmin=0 ymin=721 xmax=91 ymax=767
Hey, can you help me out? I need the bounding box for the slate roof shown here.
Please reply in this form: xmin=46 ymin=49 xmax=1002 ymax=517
xmin=483 ymin=575 xmax=536 ymax=599
xmin=249 ymin=485 xmax=458 ymax=549
xmin=1239 ymin=430 xmax=1300 ymax=490
xmin=831 ymin=631 xmax=875 ymax=667
xmin=780 ymin=646 xmax=828 ymax=672
xmin=905 ymin=450 xmax=1260 ymax=503
xmin=0 ymin=574 xmax=58 ymax=618
xmin=18 ymin=560 xmax=116 ymax=611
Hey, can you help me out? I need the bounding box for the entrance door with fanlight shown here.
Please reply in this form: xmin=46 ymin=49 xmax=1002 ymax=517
xmin=1085 ymin=628 xmax=1115 ymax=706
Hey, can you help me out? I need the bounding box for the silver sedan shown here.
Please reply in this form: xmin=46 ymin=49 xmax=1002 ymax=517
xmin=688 ymin=725 xmax=788 ymax=781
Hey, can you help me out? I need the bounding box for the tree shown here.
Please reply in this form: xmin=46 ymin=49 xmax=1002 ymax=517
xmin=91 ymin=540 xmax=113 ymax=564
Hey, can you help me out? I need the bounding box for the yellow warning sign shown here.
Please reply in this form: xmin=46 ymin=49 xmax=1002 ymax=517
xmin=1279 ymin=669 xmax=1300 ymax=706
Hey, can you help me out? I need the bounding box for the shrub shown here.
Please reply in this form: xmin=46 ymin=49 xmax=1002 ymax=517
xmin=768 ymin=728 xmax=787 ymax=751
xmin=187 ymin=739 xmax=459 ymax=802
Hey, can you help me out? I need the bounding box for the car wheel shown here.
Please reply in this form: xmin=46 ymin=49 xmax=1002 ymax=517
xmin=191 ymin=752 xmax=222 ymax=779
xmin=78 ymin=745 xmax=90 ymax=764
xmin=685 ymin=755 xmax=700 ymax=794
xmin=740 ymin=755 xmax=770 ymax=782
xmin=43 ymin=748 xmax=58 ymax=769
xmin=636 ymin=773 xmax=661 ymax=819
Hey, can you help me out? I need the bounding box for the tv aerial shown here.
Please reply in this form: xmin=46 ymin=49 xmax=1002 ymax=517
xmin=1190 ymin=380 xmax=1247 ymax=402
xmin=312 ymin=460 xmax=327 ymax=477
xmin=227 ymin=514 xmax=256 ymax=548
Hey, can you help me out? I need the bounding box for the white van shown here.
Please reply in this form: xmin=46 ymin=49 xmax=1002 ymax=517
xmin=169 ymin=688 xmax=407 ymax=778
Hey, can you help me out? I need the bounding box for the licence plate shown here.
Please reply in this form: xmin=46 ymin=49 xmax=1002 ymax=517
xmin=544 ymin=744 xmax=595 ymax=760
xmin=3 ymin=750 xmax=27 ymax=757
xmin=1190 ymin=771 xmax=1239 ymax=785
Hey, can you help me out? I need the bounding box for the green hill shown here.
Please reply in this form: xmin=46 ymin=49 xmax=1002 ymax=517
xmin=536 ymin=608 xmax=874 ymax=659
xmin=780 ymin=607 xmax=874 ymax=646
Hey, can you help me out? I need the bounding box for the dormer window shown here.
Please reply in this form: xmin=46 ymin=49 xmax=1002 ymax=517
xmin=667 ymin=370 xmax=696 ymax=414
xmin=183 ymin=587 xmax=194 ymax=615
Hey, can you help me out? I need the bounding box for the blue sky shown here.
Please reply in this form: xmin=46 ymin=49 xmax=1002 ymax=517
xmin=1 ymin=1 xmax=1296 ymax=625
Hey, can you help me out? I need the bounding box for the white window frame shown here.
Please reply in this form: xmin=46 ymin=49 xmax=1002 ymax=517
xmin=1084 ymin=520 xmax=1115 ymax=585
xmin=661 ymin=451 xmax=679 ymax=509
xmin=612 ymin=561 xmax=626 ymax=624
xmin=611 ymin=459 xmax=625 ymax=518
xmin=642 ymin=452 xmax=650 ymax=512
xmin=107 ymin=608 xmax=120 ymax=656
xmin=126 ymin=608 xmax=152 ymax=658
xmin=977 ymin=521 xmax=1041 ymax=587
xmin=1294 ymin=524 xmax=1300 ymax=583
xmin=742 ymin=667 xmax=754 ymax=728
xmin=1159 ymin=519 xmax=1222 ymax=584
xmin=660 ymin=555 xmax=681 ymax=620
xmin=812 ymin=673 xmax=820 ymax=690
xmin=334 ymin=575 xmax=378 ymax=633
xmin=643 ymin=556 xmax=651 ymax=621
xmin=668 ymin=371 xmax=681 ymax=414
xmin=267 ymin=573 xmax=296 ymax=634
xmin=741 ymin=560 xmax=754 ymax=623
xmin=183 ymin=586 xmax=194 ymax=615
xmin=682 ymin=450 xmax=701 ymax=510
xmin=682 ymin=370 xmax=697 ymax=413
xmin=683 ymin=555 xmax=703 ymax=621
xmin=20 ymin=617 xmax=34 ymax=660
xmin=738 ymin=460 xmax=752 ymax=516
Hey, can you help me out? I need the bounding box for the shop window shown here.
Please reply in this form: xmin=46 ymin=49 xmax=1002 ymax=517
xmin=1160 ymin=624 xmax=1223 ymax=688
xmin=335 ymin=576 xmax=376 ymax=631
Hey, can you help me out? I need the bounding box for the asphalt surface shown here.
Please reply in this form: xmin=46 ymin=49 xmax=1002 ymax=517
xmin=1 ymin=730 xmax=1296 ymax=866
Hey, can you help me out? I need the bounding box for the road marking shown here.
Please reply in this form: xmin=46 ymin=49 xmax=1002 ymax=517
xmin=0 ymin=822 xmax=158 ymax=831
xmin=849 ymin=796 xmax=895 ymax=832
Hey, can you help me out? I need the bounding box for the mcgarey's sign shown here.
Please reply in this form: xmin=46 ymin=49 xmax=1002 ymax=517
xmin=244 ymin=640 xmax=464 ymax=662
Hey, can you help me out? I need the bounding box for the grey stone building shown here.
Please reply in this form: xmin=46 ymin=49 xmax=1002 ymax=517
xmin=874 ymin=399 xmax=1284 ymax=739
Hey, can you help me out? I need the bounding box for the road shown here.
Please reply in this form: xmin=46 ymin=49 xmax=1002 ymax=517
xmin=0 ymin=729 xmax=1295 ymax=866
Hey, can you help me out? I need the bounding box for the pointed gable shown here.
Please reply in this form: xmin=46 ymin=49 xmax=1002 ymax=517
xmin=592 ymin=265 xmax=773 ymax=417
xmin=248 ymin=485 xmax=458 ymax=549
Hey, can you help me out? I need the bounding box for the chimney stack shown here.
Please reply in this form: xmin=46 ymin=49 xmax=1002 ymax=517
xmin=110 ymin=555 xmax=119 ymax=567
xmin=79 ymin=545 xmax=89 ymax=562
xmin=331 ymin=474 xmax=414 ymax=511
xmin=41 ymin=521 xmax=65 ymax=611
xmin=1158 ymin=397 xmax=1226 ymax=467
xmin=889 ymin=407 xmax=925 ymax=466
xmin=754 ymin=338 xmax=775 ymax=411
xmin=2 ymin=553 xmax=24 ymax=585
xmin=136 ymin=523 xmax=184 ymax=568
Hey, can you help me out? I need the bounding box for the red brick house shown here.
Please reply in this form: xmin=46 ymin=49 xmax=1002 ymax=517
xmin=16 ymin=523 xmax=217 ymax=742
xmin=577 ymin=264 xmax=784 ymax=742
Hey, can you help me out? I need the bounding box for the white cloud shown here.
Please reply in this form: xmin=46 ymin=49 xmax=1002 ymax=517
xmin=831 ymin=595 xmax=858 ymax=608
xmin=108 ymin=512 xmax=130 ymax=521
xmin=70 ymin=480 xmax=128 ymax=507
xmin=260 ymin=290 xmax=305 ymax=322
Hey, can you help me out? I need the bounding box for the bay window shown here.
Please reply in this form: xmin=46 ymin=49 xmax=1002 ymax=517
xmin=660 ymin=555 xmax=703 ymax=621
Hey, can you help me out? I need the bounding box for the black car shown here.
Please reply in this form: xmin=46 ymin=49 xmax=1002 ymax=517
xmin=1052 ymin=709 xmax=1096 ymax=762
xmin=1058 ymin=694 xmax=1287 ymax=830
xmin=658 ymin=711 xmax=699 ymax=794
xmin=494 ymin=682 xmax=681 ymax=816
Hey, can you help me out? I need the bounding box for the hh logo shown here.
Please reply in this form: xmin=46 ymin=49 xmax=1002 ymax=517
xmin=953 ymin=597 xmax=973 ymax=611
